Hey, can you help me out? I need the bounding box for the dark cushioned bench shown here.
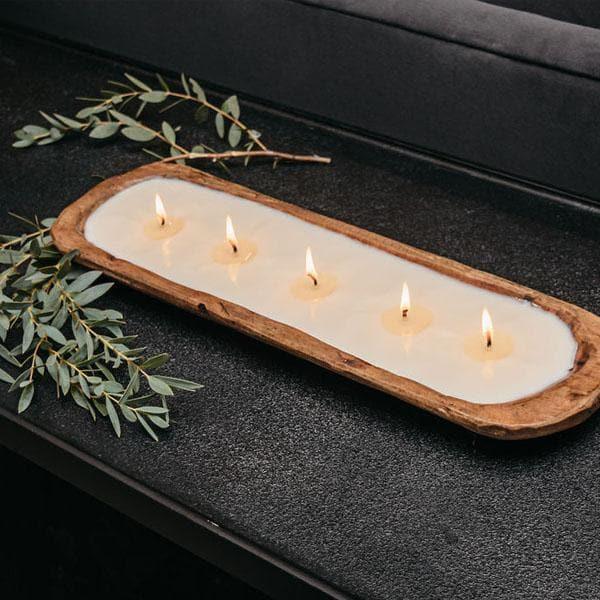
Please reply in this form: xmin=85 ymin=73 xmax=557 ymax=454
xmin=482 ymin=0 xmax=600 ymax=29
xmin=3 ymin=0 xmax=600 ymax=201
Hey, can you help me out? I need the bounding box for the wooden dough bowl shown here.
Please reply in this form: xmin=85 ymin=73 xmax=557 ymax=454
xmin=52 ymin=163 xmax=600 ymax=440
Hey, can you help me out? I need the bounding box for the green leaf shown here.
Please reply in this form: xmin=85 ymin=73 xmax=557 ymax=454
xmin=141 ymin=353 xmax=169 ymax=370
xmin=78 ymin=373 xmax=90 ymax=398
xmin=109 ymin=109 xmax=138 ymax=127
xmin=148 ymin=414 xmax=169 ymax=429
xmin=121 ymin=127 xmax=155 ymax=142
xmin=76 ymin=105 xmax=106 ymax=119
xmin=37 ymin=136 xmax=61 ymax=146
xmin=170 ymin=147 xmax=185 ymax=165
xmin=105 ymin=398 xmax=121 ymax=437
xmin=22 ymin=319 xmax=35 ymax=354
xmin=53 ymin=114 xmax=85 ymax=130
xmin=89 ymin=123 xmax=120 ymax=139
xmin=222 ymin=95 xmax=240 ymax=119
xmin=68 ymin=270 xmax=103 ymax=293
xmin=0 ymin=367 xmax=15 ymax=384
xmin=135 ymin=101 xmax=147 ymax=118
xmin=0 ymin=344 xmax=21 ymax=367
xmin=154 ymin=375 xmax=203 ymax=392
xmin=139 ymin=91 xmax=168 ymax=103
xmin=104 ymin=380 xmax=124 ymax=394
xmin=161 ymin=121 xmax=176 ymax=144
xmin=38 ymin=324 xmax=67 ymax=345
xmin=189 ymin=78 xmax=206 ymax=103
xmin=18 ymin=383 xmax=34 ymax=413
xmin=73 ymin=282 xmax=113 ymax=306
xmin=137 ymin=414 xmax=158 ymax=441
xmin=146 ymin=375 xmax=173 ymax=396
xmin=180 ymin=73 xmax=190 ymax=95
xmin=156 ymin=73 xmax=170 ymax=92
xmin=58 ymin=362 xmax=70 ymax=395
xmin=228 ymin=124 xmax=242 ymax=148
xmin=12 ymin=139 xmax=34 ymax=149
xmin=139 ymin=406 xmax=168 ymax=415
xmin=194 ymin=105 xmax=209 ymax=125
xmin=215 ymin=113 xmax=225 ymax=138
xmin=124 ymin=73 xmax=152 ymax=91
xmin=121 ymin=404 xmax=137 ymax=423
xmin=23 ymin=125 xmax=48 ymax=136
xmin=51 ymin=305 xmax=68 ymax=330
xmin=39 ymin=111 xmax=65 ymax=129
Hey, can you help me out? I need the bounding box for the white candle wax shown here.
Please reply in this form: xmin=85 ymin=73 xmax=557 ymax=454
xmin=85 ymin=177 xmax=577 ymax=405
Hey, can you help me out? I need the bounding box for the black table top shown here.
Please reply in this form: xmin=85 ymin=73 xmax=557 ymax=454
xmin=1 ymin=28 xmax=600 ymax=600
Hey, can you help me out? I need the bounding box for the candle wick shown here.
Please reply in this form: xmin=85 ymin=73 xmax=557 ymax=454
xmin=401 ymin=308 xmax=408 ymax=319
xmin=307 ymin=273 xmax=318 ymax=287
xmin=159 ymin=216 xmax=166 ymax=227
xmin=486 ymin=334 xmax=492 ymax=350
xmin=230 ymin=241 xmax=238 ymax=254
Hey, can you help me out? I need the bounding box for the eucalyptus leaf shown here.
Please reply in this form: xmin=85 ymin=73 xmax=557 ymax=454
xmin=39 ymin=111 xmax=65 ymax=129
xmin=146 ymin=375 xmax=174 ymax=396
xmin=121 ymin=127 xmax=155 ymax=142
xmin=53 ymin=114 xmax=85 ymax=130
xmin=68 ymin=270 xmax=103 ymax=293
xmin=140 ymin=91 xmax=167 ymax=103
xmin=228 ymin=124 xmax=242 ymax=148
xmin=18 ymin=383 xmax=34 ymax=413
xmin=154 ymin=375 xmax=203 ymax=391
xmin=38 ymin=324 xmax=68 ymax=345
xmin=189 ymin=78 xmax=206 ymax=103
xmin=137 ymin=414 xmax=158 ymax=441
xmin=73 ymin=282 xmax=113 ymax=306
xmin=222 ymin=95 xmax=240 ymax=119
xmin=124 ymin=73 xmax=152 ymax=91
xmin=215 ymin=113 xmax=225 ymax=138
xmin=13 ymin=139 xmax=34 ymax=149
xmin=89 ymin=123 xmax=120 ymax=139
xmin=148 ymin=414 xmax=169 ymax=429
xmin=141 ymin=353 xmax=169 ymax=370
xmin=109 ymin=109 xmax=138 ymax=127
xmin=23 ymin=125 xmax=48 ymax=136
xmin=105 ymin=397 xmax=121 ymax=437
xmin=194 ymin=105 xmax=209 ymax=125
xmin=0 ymin=367 xmax=15 ymax=384
xmin=161 ymin=121 xmax=176 ymax=144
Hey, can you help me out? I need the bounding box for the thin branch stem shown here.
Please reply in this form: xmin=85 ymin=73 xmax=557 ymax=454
xmin=0 ymin=227 xmax=50 ymax=250
xmin=58 ymin=284 xmax=150 ymax=379
xmin=160 ymin=150 xmax=331 ymax=165
xmin=167 ymin=91 xmax=268 ymax=150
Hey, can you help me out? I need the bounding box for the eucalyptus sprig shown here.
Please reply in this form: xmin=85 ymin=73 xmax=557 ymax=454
xmin=13 ymin=72 xmax=331 ymax=171
xmin=0 ymin=215 xmax=201 ymax=440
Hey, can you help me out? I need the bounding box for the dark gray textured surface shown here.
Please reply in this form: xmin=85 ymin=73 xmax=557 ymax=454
xmin=1 ymin=29 xmax=600 ymax=600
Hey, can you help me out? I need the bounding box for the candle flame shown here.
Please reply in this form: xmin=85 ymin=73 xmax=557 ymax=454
xmin=226 ymin=215 xmax=238 ymax=253
xmin=155 ymin=193 xmax=167 ymax=226
xmin=482 ymin=307 xmax=493 ymax=350
xmin=400 ymin=282 xmax=410 ymax=319
xmin=305 ymin=246 xmax=318 ymax=286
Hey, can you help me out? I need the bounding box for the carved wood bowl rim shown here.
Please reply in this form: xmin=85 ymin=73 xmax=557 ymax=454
xmin=51 ymin=163 xmax=600 ymax=440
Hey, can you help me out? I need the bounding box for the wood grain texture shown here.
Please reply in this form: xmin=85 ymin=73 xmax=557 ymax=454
xmin=51 ymin=163 xmax=600 ymax=440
